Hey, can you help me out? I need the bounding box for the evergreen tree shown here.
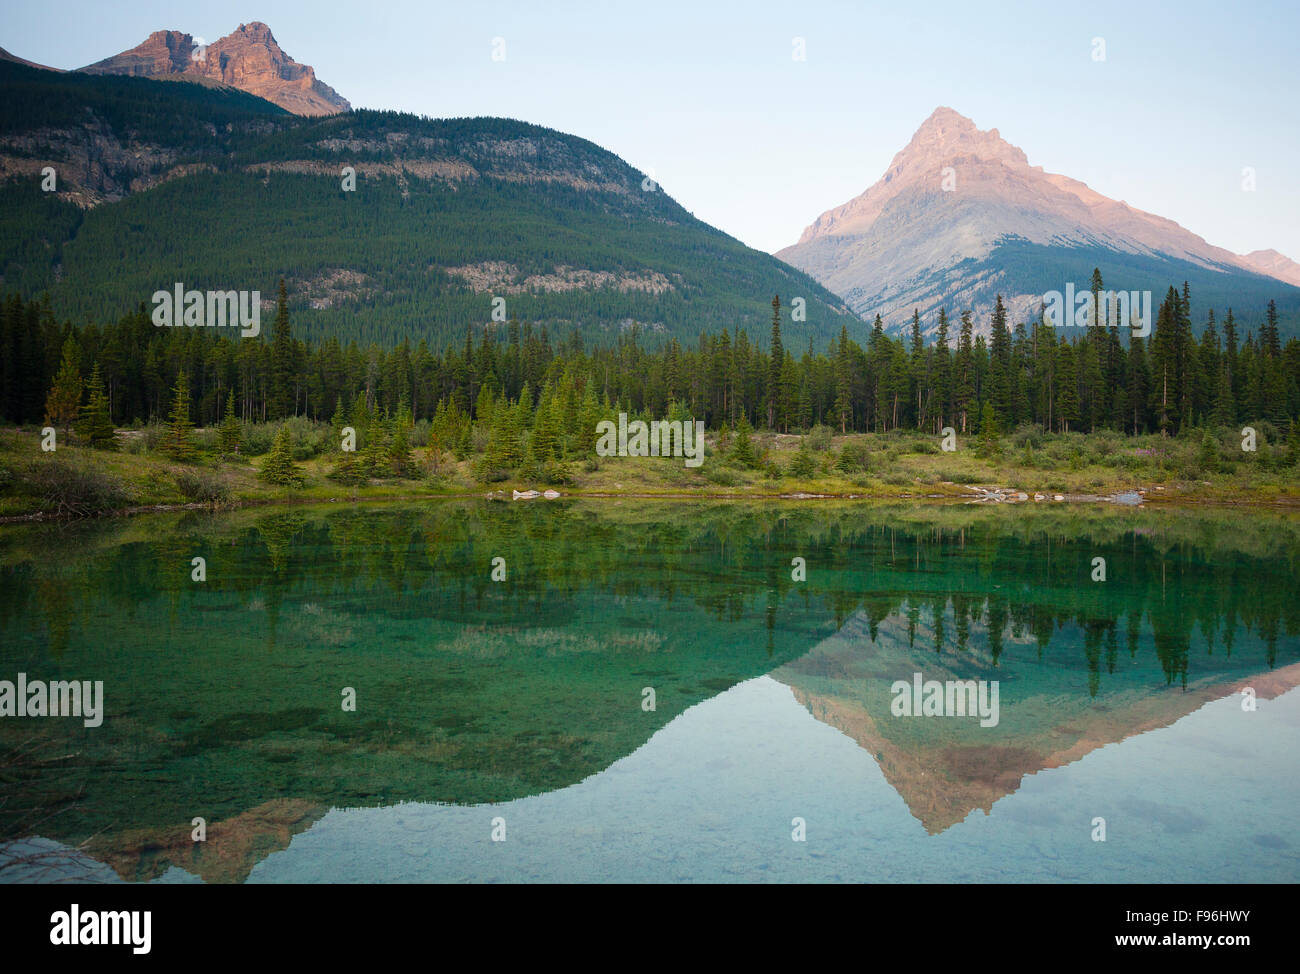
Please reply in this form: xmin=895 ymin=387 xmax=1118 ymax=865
xmin=76 ymin=362 xmax=116 ymax=449
xmin=976 ymin=401 xmax=1001 ymax=457
xmin=1055 ymin=342 xmax=1080 ymax=432
xmin=529 ymin=384 xmax=562 ymax=463
xmin=260 ymin=426 xmax=304 ymax=486
xmin=45 ymin=336 xmax=82 ymax=433
xmin=730 ymin=414 xmax=758 ymax=468
xmin=954 ymin=311 xmax=975 ymax=433
xmin=577 ymin=381 xmax=603 ymax=456
xmin=218 ymin=390 xmax=242 ymax=454
xmin=270 ymin=278 xmax=294 ymax=419
xmin=388 ymin=405 xmax=414 ymax=476
xmin=360 ymin=418 xmax=389 ymax=476
xmin=767 ymin=294 xmax=783 ymax=430
xmin=162 ymin=370 xmax=198 ymax=461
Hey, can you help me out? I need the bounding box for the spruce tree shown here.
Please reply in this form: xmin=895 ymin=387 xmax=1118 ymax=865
xmin=529 ymin=385 xmax=561 ymax=463
xmin=163 ymin=370 xmax=198 ymax=461
xmin=834 ymin=324 xmax=852 ymax=433
xmin=76 ymin=362 xmax=116 ymax=449
xmin=45 ymin=337 xmax=82 ymax=433
xmin=767 ymin=295 xmax=783 ymax=430
xmin=730 ymin=414 xmax=757 ymax=468
xmin=270 ymin=279 xmax=294 ymax=419
xmin=577 ymin=382 xmax=602 ymax=456
xmin=976 ymin=401 xmax=1001 ymax=457
xmin=218 ymin=391 xmax=242 ymax=454
xmin=388 ymin=406 xmax=414 ymax=476
xmin=260 ymin=426 xmax=303 ymax=486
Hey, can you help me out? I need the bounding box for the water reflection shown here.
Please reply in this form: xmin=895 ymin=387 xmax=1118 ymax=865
xmin=1 ymin=501 xmax=1297 ymax=882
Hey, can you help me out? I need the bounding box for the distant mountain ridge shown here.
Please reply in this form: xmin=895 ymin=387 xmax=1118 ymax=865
xmin=778 ymin=107 xmax=1300 ymax=336
xmin=79 ymin=21 xmax=350 ymax=116
xmin=0 ymin=58 xmax=857 ymax=350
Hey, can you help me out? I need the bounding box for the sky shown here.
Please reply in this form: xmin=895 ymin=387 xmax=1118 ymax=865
xmin=7 ymin=0 xmax=1298 ymax=258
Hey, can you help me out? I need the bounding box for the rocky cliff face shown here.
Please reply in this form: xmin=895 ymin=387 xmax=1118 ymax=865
xmin=80 ymin=22 xmax=350 ymax=116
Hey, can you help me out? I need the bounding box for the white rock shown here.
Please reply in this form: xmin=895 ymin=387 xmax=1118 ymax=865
xmin=543 ymin=489 xmax=560 ymax=499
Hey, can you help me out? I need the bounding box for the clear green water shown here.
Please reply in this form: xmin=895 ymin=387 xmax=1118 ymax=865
xmin=0 ymin=500 xmax=1297 ymax=883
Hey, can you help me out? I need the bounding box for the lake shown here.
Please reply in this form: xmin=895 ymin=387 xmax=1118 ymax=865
xmin=1 ymin=500 xmax=1297 ymax=883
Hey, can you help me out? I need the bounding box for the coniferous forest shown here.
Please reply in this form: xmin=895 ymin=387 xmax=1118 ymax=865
xmin=4 ymin=278 xmax=1296 ymax=440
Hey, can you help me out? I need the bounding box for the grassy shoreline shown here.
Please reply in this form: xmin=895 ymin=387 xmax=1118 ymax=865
xmin=3 ymin=423 xmax=1298 ymax=520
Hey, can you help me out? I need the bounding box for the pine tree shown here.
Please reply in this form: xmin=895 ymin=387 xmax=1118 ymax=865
xmin=45 ymin=336 xmax=82 ymax=433
xmin=529 ymin=385 xmax=561 ymax=463
xmin=1055 ymin=342 xmax=1080 ymax=432
xmin=933 ymin=308 xmax=952 ymax=432
xmin=360 ymin=419 xmax=389 ymax=477
xmin=577 ymin=381 xmax=602 ymax=456
xmin=954 ymin=311 xmax=975 ymax=433
xmin=976 ymin=401 xmax=1001 ymax=457
xmin=260 ymin=426 xmax=304 ymax=486
xmin=218 ymin=390 xmax=242 ymax=454
xmin=730 ymin=414 xmax=758 ymax=468
xmin=388 ymin=406 xmax=414 ymax=476
xmin=834 ymin=324 xmax=852 ymax=433
xmin=767 ymin=295 xmax=783 ymax=430
xmin=163 ymin=370 xmax=198 ymax=461
xmin=270 ymin=279 xmax=294 ymax=419
xmin=76 ymin=362 xmax=116 ymax=449
xmin=987 ymin=295 xmax=1013 ymax=424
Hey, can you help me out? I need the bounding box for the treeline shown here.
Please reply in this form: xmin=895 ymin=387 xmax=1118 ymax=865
xmin=4 ymin=272 xmax=1298 ymax=439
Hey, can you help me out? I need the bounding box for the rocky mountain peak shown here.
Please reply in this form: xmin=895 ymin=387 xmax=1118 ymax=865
xmin=80 ymin=22 xmax=349 ymax=116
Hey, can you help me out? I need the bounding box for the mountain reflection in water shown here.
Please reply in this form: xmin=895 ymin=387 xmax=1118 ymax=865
xmin=1 ymin=501 xmax=1297 ymax=883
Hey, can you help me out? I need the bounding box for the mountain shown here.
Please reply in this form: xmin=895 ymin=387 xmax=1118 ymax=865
xmin=1239 ymin=249 xmax=1300 ymax=289
xmin=0 ymin=58 xmax=856 ymax=350
xmin=79 ymin=22 xmax=350 ymax=116
xmin=0 ymin=47 xmax=62 ymax=72
xmin=778 ymin=107 xmax=1300 ymax=337
xmin=775 ymin=613 xmax=1300 ymax=834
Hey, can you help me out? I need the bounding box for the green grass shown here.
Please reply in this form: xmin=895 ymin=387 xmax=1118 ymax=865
xmin=2 ymin=423 xmax=1296 ymax=519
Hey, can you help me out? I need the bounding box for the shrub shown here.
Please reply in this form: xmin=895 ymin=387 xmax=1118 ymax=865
xmin=140 ymin=420 xmax=166 ymax=454
xmin=1011 ymin=423 xmax=1046 ymax=449
xmin=1198 ymin=431 xmax=1220 ymax=474
xmin=525 ymin=460 xmax=573 ymax=486
xmin=194 ymin=428 xmax=220 ymax=453
xmin=805 ymin=425 xmax=834 ymax=452
xmin=1090 ymin=430 xmax=1122 ymax=458
xmin=28 ymin=458 xmax=130 ymax=516
xmin=787 ymin=448 xmax=817 ymax=478
xmin=240 ymin=424 xmax=276 ymax=457
xmin=173 ymin=467 xmax=231 ymax=505
xmin=702 ymin=465 xmax=740 ymax=486
xmin=836 ymin=441 xmax=871 ymax=474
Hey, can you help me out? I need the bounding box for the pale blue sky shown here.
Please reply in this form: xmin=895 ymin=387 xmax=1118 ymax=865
xmin=7 ymin=0 xmax=1298 ymax=258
